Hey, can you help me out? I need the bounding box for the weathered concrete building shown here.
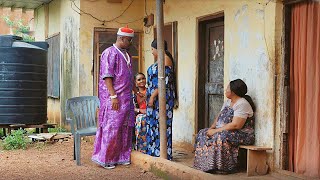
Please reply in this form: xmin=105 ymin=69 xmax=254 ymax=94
xmin=8 ymin=0 xmax=316 ymax=178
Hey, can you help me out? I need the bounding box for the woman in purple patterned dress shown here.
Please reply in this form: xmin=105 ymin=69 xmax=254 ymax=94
xmin=193 ymin=79 xmax=255 ymax=173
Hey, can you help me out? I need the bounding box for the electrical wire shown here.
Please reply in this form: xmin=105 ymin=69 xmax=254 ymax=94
xmin=115 ymin=17 xmax=144 ymax=24
xmin=70 ymin=0 xmax=139 ymax=24
xmin=106 ymin=0 xmax=135 ymax=22
xmin=72 ymin=1 xmax=103 ymax=21
xmin=70 ymin=1 xmax=81 ymax=15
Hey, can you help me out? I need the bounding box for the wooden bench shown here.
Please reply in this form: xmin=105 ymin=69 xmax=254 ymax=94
xmin=26 ymin=123 xmax=56 ymax=133
xmin=8 ymin=123 xmax=56 ymax=134
xmin=239 ymin=145 xmax=272 ymax=176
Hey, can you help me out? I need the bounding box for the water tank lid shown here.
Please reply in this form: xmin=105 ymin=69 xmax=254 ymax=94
xmin=0 ymin=35 xmax=23 ymax=47
xmin=12 ymin=41 xmax=44 ymax=50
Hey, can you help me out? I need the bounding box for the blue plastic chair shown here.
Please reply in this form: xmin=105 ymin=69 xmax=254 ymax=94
xmin=65 ymin=96 xmax=100 ymax=166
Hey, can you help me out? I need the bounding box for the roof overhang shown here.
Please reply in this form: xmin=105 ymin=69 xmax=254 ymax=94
xmin=0 ymin=0 xmax=52 ymax=10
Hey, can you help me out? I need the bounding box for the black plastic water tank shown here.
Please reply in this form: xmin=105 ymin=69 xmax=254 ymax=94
xmin=0 ymin=35 xmax=48 ymax=125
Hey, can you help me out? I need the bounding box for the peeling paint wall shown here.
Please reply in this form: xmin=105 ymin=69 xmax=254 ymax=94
xmin=59 ymin=0 xmax=81 ymax=125
xmin=79 ymin=0 xmax=144 ymax=96
xmin=34 ymin=6 xmax=46 ymax=41
xmin=144 ymin=0 xmax=282 ymax=169
xmin=226 ymin=2 xmax=276 ymax=147
xmin=34 ymin=2 xmax=61 ymax=126
xmin=34 ymin=0 xmax=80 ymax=126
xmin=48 ymin=0 xmax=61 ymax=35
xmin=225 ymin=2 xmax=280 ymax=170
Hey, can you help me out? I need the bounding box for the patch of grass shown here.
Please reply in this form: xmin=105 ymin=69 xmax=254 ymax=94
xmin=25 ymin=128 xmax=36 ymax=134
xmin=150 ymin=165 xmax=178 ymax=180
xmin=0 ymin=140 xmax=3 ymax=150
xmin=24 ymin=141 xmax=49 ymax=151
xmin=48 ymin=126 xmax=68 ymax=133
xmin=1 ymin=129 xmax=31 ymax=150
xmin=34 ymin=142 xmax=47 ymax=150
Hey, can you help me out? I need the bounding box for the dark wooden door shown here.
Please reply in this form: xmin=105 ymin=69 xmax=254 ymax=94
xmin=198 ymin=17 xmax=224 ymax=130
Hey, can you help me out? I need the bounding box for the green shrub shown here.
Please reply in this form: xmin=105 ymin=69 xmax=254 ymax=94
xmin=1 ymin=16 xmax=35 ymax=42
xmin=2 ymin=129 xmax=30 ymax=150
xmin=48 ymin=126 xmax=68 ymax=133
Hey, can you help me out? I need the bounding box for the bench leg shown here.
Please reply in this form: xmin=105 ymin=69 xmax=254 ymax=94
xmin=42 ymin=128 xmax=49 ymax=133
xmin=247 ymin=150 xmax=269 ymax=176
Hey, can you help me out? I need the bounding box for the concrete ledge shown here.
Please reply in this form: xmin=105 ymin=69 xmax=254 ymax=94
xmin=274 ymin=170 xmax=319 ymax=180
xmin=131 ymin=151 xmax=244 ymax=180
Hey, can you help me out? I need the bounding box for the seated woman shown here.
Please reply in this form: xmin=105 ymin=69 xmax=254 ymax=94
xmin=193 ymin=79 xmax=255 ymax=174
xmin=133 ymin=73 xmax=147 ymax=153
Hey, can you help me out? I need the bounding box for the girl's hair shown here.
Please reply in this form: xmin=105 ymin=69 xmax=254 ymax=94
xmin=134 ymin=72 xmax=145 ymax=80
xmin=230 ymin=79 xmax=256 ymax=111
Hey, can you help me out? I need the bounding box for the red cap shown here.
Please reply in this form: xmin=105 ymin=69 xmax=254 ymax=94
xmin=117 ymin=26 xmax=134 ymax=37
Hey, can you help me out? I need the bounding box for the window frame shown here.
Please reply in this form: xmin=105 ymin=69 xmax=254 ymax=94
xmin=46 ymin=33 xmax=60 ymax=99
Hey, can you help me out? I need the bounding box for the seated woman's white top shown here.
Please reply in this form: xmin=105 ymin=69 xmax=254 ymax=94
xmin=220 ymin=98 xmax=253 ymax=119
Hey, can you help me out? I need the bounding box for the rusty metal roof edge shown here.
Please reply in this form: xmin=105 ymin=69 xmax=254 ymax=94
xmin=34 ymin=0 xmax=54 ymax=10
xmin=0 ymin=0 xmax=53 ymax=10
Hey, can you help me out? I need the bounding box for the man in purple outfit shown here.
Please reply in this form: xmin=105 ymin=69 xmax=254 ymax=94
xmin=92 ymin=26 xmax=135 ymax=169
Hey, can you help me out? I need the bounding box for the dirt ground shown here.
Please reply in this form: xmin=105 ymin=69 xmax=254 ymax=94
xmin=0 ymin=138 xmax=161 ymax=180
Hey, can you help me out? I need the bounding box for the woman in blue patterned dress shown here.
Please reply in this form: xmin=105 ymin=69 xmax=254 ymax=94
xmin=145 ymin=39 xmax=175 ymax=160
xmin=193 ymin=79 xmax=255 ymax=173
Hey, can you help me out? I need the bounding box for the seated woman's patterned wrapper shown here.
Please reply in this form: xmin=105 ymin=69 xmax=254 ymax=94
xmin=193 ymin=79 xmax=256 ymax=174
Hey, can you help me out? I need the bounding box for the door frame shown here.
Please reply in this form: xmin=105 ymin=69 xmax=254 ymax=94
xmin=93 ymin=27 xmax=118 ymax=96
xmin=153 ymin=21 xmax=179 ymax=108
xmin=93 ymin=28 xmax=143 ymax=96
xmin=279 ymin=0 xmax=312 ymax=172
xmin=279 ymin=4 xmax=291 ymax=171
xmin=195 ymin=12 xmax=224 ymax=141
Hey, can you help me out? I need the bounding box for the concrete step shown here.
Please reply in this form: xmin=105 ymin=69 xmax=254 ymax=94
xmin=131 ymin=151 xmax=279 ymax=180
